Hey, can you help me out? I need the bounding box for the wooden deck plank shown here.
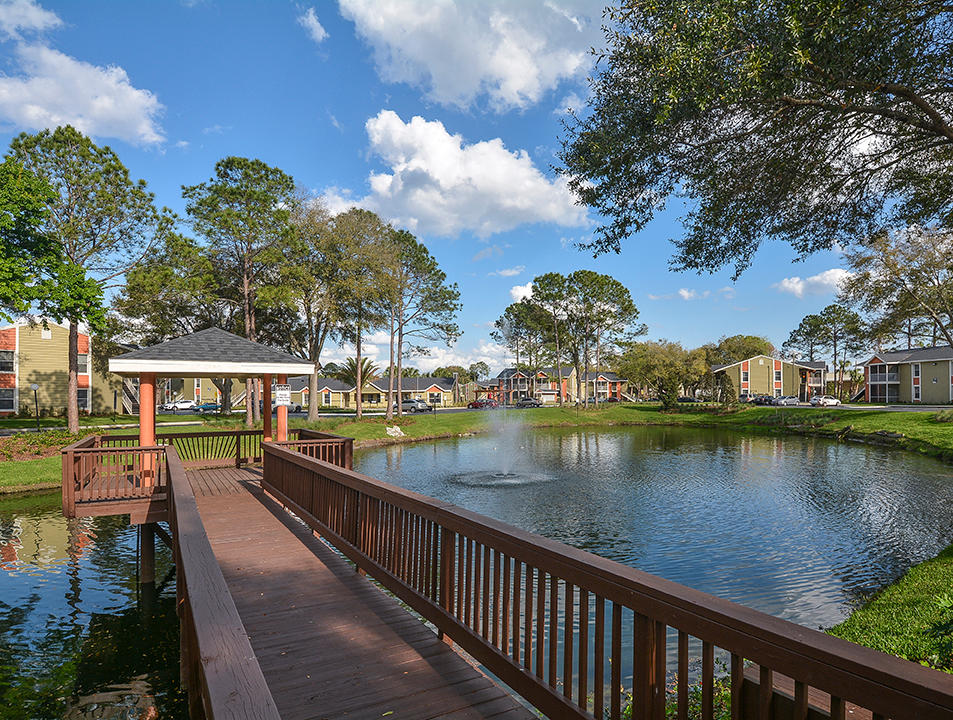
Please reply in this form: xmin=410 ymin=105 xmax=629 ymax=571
xmin=191 ymin=467 xmax=533 ymax=720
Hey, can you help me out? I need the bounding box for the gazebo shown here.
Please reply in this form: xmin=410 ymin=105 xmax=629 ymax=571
xmin=109 ymin=327 xmax=314 ymax=447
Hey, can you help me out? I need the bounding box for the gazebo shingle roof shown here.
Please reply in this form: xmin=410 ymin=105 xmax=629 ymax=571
xmin=109 ymin=327 xmax=313 ymax=377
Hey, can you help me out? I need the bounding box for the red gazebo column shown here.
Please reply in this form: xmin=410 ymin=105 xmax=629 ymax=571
xmin=139 ymin=372 xmax=156 ymax=486
xmin=262 ymin=374 xmax=272 ymax=441
xmin=139 ymin=372 xmax=156 ymax=446
xmin=276 ymin=373 xmax=288 ymax=442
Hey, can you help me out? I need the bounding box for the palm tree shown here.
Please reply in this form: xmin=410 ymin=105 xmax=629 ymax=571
xmin=335 ymin=357 xmax=379 ymax=393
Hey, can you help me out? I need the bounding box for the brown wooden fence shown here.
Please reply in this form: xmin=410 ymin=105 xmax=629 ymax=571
xmin=274 ymin=428 xmax=353 ymax=469
xmin=62 ymin=429 xmax=346 ymax=519
xmin=262 ymin=442 xmax=953 ymax=720
xmin=166 ymin=444 xmax=281 ymax=720
xmin=100 ymin=428 xmax=307 ymax=469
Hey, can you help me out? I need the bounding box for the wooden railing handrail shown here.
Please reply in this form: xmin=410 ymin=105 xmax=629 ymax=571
xmin=61 ymin=435 xmax=98 ymax=452
xmin=70 ymin=444 xmax=166 ymax=454
xmin=166 ymin=445 xmax=281 ymax=720
xmin=263 ymin=442 xmax=953 ymax=719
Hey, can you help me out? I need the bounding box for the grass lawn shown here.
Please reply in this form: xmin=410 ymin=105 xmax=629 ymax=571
xmin=829 ymin=544 xmax=953 ymax=673
xmin=0 ymin=413 xmax=198 ymax=429
xmin=0 ymin=455 xmax=60 ymax=491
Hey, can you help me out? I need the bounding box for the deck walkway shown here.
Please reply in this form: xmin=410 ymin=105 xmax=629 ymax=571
xmin=189 ymin=467 xmax=534 ymax=720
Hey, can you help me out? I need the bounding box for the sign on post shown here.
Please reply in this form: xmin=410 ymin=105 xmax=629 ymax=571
xmin=274 ymin=384 xmax=292 ymax=407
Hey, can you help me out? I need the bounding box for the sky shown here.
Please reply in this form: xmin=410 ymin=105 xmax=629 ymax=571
xmin=0 ymin=0 xmax=851 ymax=373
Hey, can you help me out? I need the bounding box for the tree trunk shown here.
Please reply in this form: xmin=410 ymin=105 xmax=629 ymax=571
xmin=396 ymin=326 xmax=404 ymax=417
xmin=584 ymin=335 xmax=591 ymax=408
xmin=244 ymin=378 xmax=254 ymax=426
xmin=553 ymin=315 xmax=563 ymax=405
xmin=67 ymin=321 xmax=79 ymax=433
xmin=355 ymin=309 xmax=363 ymax=420
xmin=386 ymin=309 xmax=395 ymax=421
xmin=308 ymin=362 xmax=320 ymax=422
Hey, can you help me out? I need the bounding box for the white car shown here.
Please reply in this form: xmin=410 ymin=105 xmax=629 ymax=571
xmin=160 ymin=399 xmax=196 ymax=412
xmin=811 ymin=395 xmax=841 ymax=407
xmin=773 ymin=396 xmax=799 ymax=406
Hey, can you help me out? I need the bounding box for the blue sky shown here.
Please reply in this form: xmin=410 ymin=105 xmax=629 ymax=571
xmin=0 ymin=0 xmax=850 ymax=372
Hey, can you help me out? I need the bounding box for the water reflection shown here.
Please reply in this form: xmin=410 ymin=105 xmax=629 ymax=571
xmin=0 ymin=491 xmax=186 ymax=719
xmin=356 ymin=426 xmax=953 ymax=630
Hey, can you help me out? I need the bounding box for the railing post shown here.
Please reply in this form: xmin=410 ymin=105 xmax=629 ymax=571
xmin=439 ymin=527 xmax=456 ymax=644
xmin=236 ymin=432 xmax=242 ymax=468
xmin=61 ymin=448 xmax=74 ymax=518
xmin=345 ymin=438 xmax=354 ymax=470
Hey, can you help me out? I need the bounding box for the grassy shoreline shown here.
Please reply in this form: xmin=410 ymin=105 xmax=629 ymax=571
xmin=829 ymin=543 xmax=953 ymax=673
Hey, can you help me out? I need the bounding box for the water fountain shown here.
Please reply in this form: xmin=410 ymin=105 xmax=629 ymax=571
xmin=448 ymin=408 xmax=552 ymax=487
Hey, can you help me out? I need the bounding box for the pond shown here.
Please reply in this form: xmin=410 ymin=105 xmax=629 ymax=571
xmin=0 ymin=491 xmax=186 ymax=719
xmin=2 ymin=425 xmax=952 ymax=717
xmin=355 ymin=424 xmax=953 ymax=631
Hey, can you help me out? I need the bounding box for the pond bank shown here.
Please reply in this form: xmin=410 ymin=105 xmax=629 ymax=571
xmin=829 ymin=541 xmax=953 ymax=673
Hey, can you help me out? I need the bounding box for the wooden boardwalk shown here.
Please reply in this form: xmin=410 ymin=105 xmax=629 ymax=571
xmin=190 ymin=467 xmax=534 ymax=720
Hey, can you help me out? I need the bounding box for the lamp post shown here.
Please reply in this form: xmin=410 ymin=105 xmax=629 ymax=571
xmin=30 ymin=383 xmax=39 ymax=432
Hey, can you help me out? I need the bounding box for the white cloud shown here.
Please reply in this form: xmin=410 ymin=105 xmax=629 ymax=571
xmin=298 ymin=7 xmax=328 ymax=43
xmin=646 ymin=293 xmax=672 ymax=301
xmin=0 ymin=0 xmax=60 ymax=38
xmin=553 ymin=91 xmax=583 ymax=115
xmin=719 ymin=286 xmax=736 ymax=299
xmin=338 ymin=0 xmax=599 ymax=112
xmin=773 ymin=268 xmax=851 ymax=298
xmin=412 ymin=340 xmax=511 ymax=374
xmin=334 ymin=110 xmax=587 ymax=237
xmin=678 ymin=288 xmax=710 ymax=301
xmin=0 ymin=43 xmax=164 ymax=144
xmin=489 ymin=265 xmax=524 ymax=277
xmin=175 ymin=140 xmax=189 ymax=149
xmin=510 ymin=282 xmax=533 ymax=302
xmin=471 ymin=244 xmax=503 ymax=261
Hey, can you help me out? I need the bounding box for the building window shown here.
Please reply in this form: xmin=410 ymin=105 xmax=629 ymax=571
xmin=774 ymin=370 xmax=781 ymax=383
xmin=361 ymin=393 xmax=380 ymax=404
xmin=914 ymin=384 xmax=921 ymax=401
xmin=77 ymin=354 xmax=89 ymax=374
xmin=0 ymin=350 xmax=12 ymax=373
xmin=0 ymin=389 xmax=13 ymax=411
xmin=429 ymin=392 xmax=441 ymax=406
xmin=77 ymin=388 xmax=89 ymax=411
xmin=913 ymin=363 xmax=920 ymax=378
xmin=774 ymin=388 xmax=782 ymax=397
xmin=323 ymin=391 xmax=331 ymax=405
xmin=741 ymin=370 xmax=749 ymax=383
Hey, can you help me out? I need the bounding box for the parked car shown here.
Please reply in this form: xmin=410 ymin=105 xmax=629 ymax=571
xmin=467 ymin=398 xmax=498 ymax=409
xmin=677 ymin=396 xmax=698 ymax=403
xmin=394 ymin=398 xmax=431 ymax=413
xmin=159 ymin=399 xmax=195 ymax=413
xmin=750 ymin=395 xmax=774 ymax=406
xmin=738 ymin=393 xmax=751 ymax=403
xmin=811 ymin=395 xmax=841 ymax=407
xmin=515 ymin=397 xmax=542 ymax=408
xmin=605 ymin=396 xmax=620 ymax=403
xmin=193 ymin=402 xmax=221 ymax=412
xmin=773 ymin=396 xmax=799 ymax=406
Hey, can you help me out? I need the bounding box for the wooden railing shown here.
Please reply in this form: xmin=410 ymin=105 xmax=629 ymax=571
xmin=274 ymin=428 xmax=353 ymax=469
xmin=63 ymin=428 xmax=347 ymax=519
xmin=101 ymin=428 xmax=307 ymax=469
xmin=262 ymin=443 xmax=953 ymax=720
xmin=166 ymin=444 xmax=280 ymax=720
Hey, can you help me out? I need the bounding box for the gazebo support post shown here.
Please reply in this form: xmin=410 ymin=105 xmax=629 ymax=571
xmin=139 ymin=372 xmax=157 ymax=489
xmin=262 ymin=374 xmax=272 ymax=442
xmin=276 ymin=373 xmax=288 ymax=442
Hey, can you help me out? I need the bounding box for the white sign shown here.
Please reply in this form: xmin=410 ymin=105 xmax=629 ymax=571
xmin=274 ymin=384 xmax=292 ymax=407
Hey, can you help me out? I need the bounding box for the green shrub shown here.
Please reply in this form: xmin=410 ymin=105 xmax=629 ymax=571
xmin=934 ymin=409 xmax=953 ymax=423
